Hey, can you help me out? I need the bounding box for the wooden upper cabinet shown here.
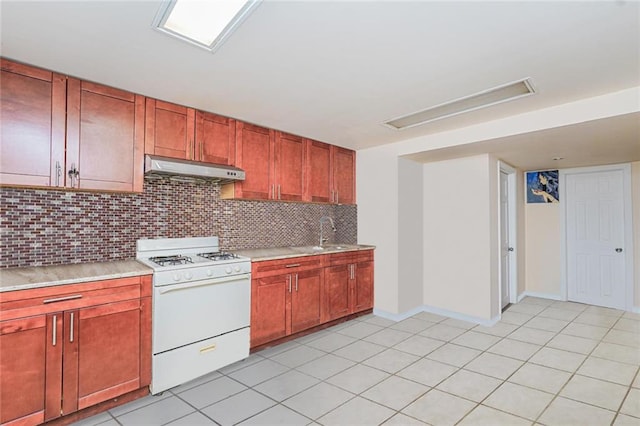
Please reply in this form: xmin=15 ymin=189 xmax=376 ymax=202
xmin=66 ymin=78 xmax=145 ymax=192
xmin=331 ymin=146 xmax=356 ymax=205
xmin=195 ymin=111 xmax=236 ymax=165
xmin=145 ymin=100 xmax=236 ymax=166
xmin=222 ymin=121 xmax=274 ymax=200
xmin=0 ymin=59 xmax=66 ymax=188
xmin=145 ymin=99 xmax=195 ymax=160
xmin=305 ymin=139 xmax=332 ymax=203
xmin=274 ymin=132 xmax=305 ymax=201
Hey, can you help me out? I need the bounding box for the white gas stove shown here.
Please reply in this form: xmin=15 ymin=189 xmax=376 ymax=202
xmin=137 ymin=237 xmax=251 ymax=394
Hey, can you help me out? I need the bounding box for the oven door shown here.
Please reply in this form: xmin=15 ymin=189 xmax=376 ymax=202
xmin=152 ymin=272 xmax=251 ymax=354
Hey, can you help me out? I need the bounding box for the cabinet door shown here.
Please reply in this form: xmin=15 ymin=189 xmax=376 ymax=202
xmin=353 ymin=261 xmax=374 ymax=312
xmin=0 ymin=314 xmax=62 ymax=425
xmin=0 ymin=59 xmax=66 ymax=188
xmin=332 ymin=146 xmax=356 ymax=204
xmin=195 ymin=111 xmax=235 ymax=165
xmin=233 ymin=122 xmax=275 ymax=200
xmin=323 ymin=265 xmax=351 ymax=322
xmin=291 ymin=268 xmax=322 ymax=333
xmin=251 ymin=274 xmax=289 ymax=347
xmin=66 ymin=78 xmax=145 ymax=192
xmin=274 ymin=132 xmax=305 ymax=201
xmin=145 ymin=99 xmax=195 ymax=160
xmin=305 ymin=139 xmax=332 ymax=203
xmin=62 ymin=299 xmax=142 ymax=414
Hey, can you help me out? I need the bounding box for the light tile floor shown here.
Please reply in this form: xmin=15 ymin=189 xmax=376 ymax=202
xmin=73 ymin=297 xmax=640 ymax=425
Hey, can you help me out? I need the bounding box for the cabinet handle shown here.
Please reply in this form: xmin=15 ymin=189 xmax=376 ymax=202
xmin=68 ymin=163 xmax=79 ymax=188
xmin=200 ymin=141 xmax=203 ymax=160
xmin=331 ymin=190 xmax=334 ymax=203
xmin=285 ymin=264 xmax=301 ymax=268
xmin=295 ymin=273 xmax=299 ymax=292
xmin=336 ymin=190 xmax=339 ymax=204
xmin=55 ymin=161 xmax=62 ymax=186
xmin=350 ymin=264 xmax=355 ymax=280
xmin=43 ymin=294 xmax=83 ymax=304
xmin=287 ymin=275 xmax=292 ymax=293
xmin=52 ymin=315 xmax=57 ymax=346
xmin=69 ymin=312 xmax=74 ymax=343
xmin=278 ymin=184 xmax=281 ymax=200
xmin=199 ymin=343 xmax=217 ymax=354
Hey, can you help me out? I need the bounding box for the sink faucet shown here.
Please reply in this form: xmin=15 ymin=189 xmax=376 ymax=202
xmin=319 ymin=216 xmax=336 ymax=247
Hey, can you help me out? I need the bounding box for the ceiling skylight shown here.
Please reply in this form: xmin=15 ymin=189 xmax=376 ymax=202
xmin=154 ymin=0 xmax=261 ymax=52
xmin=385 ymin=78 xmax=536 ymax=130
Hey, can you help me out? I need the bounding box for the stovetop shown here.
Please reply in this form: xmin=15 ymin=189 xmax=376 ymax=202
xmin=136 ymin=237 xmax=249 ymax=272
xmin=147 ymin=252 xmax=240 ymax=267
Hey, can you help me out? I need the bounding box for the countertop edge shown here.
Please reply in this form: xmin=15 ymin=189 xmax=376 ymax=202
xmin=0 ymin=260 xmax=153 ymax=293
xmin=232 ymin=245 xmax=375 ymax=262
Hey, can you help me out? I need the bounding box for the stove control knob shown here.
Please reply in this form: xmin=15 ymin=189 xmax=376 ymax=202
xmin=206 ymin=269 xmax=213 ymax=277
xmin=225 ymin=267 xmax=232 ymax=274
xmin=184 ymin=272 xmax=193 ymax=280
xmin=234 ymin=266 xmax=241 ymax=272
xmin=173 ymin=273 xmax=181 ymax=282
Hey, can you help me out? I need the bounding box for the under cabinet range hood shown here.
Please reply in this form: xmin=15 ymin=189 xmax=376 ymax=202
xmin=144 ymin=155 xmax=245 ymax=184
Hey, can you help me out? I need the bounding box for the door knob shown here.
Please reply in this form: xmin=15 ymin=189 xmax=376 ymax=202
xmin=615 ymin=248 xmax=623 ymax=253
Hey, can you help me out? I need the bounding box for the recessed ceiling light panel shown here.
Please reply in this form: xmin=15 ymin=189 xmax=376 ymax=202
xmin=384 ymin=78 xmax=536 ymax=130
xmin=154 ymin=0 xmax=261 ymax=52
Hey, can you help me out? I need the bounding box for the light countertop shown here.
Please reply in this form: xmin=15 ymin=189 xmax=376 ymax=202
xmin=233 ymin=244 xmax=375 ymax=262
xmin=0 ymin=260 xmax=153 ymax=292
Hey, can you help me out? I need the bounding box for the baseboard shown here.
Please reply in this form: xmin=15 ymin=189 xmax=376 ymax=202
xmin=373 ymin=306 xmax=423 ymax=322
xmin=374 ymin=305 xmax=499 ymax=327
xmin=519 ymin=291 xmax=564 ymax=301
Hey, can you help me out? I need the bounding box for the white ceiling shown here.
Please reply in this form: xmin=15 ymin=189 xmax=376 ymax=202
xmin=1 ymin=1 xmax=638 ymax=169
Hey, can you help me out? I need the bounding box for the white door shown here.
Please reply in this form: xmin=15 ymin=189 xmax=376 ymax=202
xmin=566 ymin=169 xmax=626 ymax=309
xmin=500 ymin=171 xmax=511 ymax=309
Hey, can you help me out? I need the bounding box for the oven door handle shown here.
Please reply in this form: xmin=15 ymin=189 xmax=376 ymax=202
xmin=159 ymin=273 xmax=251 ymax=294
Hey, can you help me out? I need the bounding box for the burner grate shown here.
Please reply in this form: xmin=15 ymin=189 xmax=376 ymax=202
xmin=198 ymin=252 xmax=238 ymax=262
xmin=149 ymin=255 xmax=193 ymax=266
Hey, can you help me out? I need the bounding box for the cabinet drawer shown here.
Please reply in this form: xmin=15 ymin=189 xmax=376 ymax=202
xmin=0 ymin=276 xmax=147 ymax=322
xmin=252 ymin=256 xmax=323 ymax=278
xmin=328 ymin=250 xmax=373 ymax=266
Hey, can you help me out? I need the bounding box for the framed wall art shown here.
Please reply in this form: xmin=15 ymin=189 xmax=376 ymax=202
xmin=526 ymin=170 xmax=559 ymax=203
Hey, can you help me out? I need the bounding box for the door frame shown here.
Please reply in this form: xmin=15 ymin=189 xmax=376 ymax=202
xmin=498 ymin=161 xmax=518 ymax=308
xmin=559 ymin=163 xmax=635 ymax=311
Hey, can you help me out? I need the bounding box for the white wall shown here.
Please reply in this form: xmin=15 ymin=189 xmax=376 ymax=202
xmin=422 ymin=154 xmax=499 ymax=320
xmin=525 ymin=203 xmax=562 ymax=297
xmin=633 ymin=162 xmax=640 ymax=308
xmin=357 ymin=87 xmax=640 ymax=319
xmin=357 ymin=145 xmax=400 ymax=314
xmin=398 ymin=158 xmax=424 ymax=313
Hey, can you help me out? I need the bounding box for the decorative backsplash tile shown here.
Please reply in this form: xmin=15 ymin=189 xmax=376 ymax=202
xmin=0 ymin=176 xmax=357 ymax=268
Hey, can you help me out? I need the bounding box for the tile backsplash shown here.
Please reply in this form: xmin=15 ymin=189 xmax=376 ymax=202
xmin=0 ymin=176 xmax=357 ymax=268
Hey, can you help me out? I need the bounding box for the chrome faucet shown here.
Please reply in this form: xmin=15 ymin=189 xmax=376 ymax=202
xmin=319 ymin=216 xmax=336 ymax=247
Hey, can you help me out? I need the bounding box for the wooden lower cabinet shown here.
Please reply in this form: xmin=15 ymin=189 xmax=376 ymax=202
xmin=251 ymin=267 xmax=323 ymax=348
xmin=290 ymin=268 xmax=323 ymax=334
xmin=251 ymin=251 xmax=373 ymax=348
xmin=0 ymin=275 xmax=152 ymax=426
xmin=0 ymin=315 xmax=49 ymax=425
xmin=251 ymin=274 xmax=289 ymax=347
xmin=323 ymin=264 xmax=351 ymax=322
xmin=323 ymin=251 xmax=374 ymax=323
